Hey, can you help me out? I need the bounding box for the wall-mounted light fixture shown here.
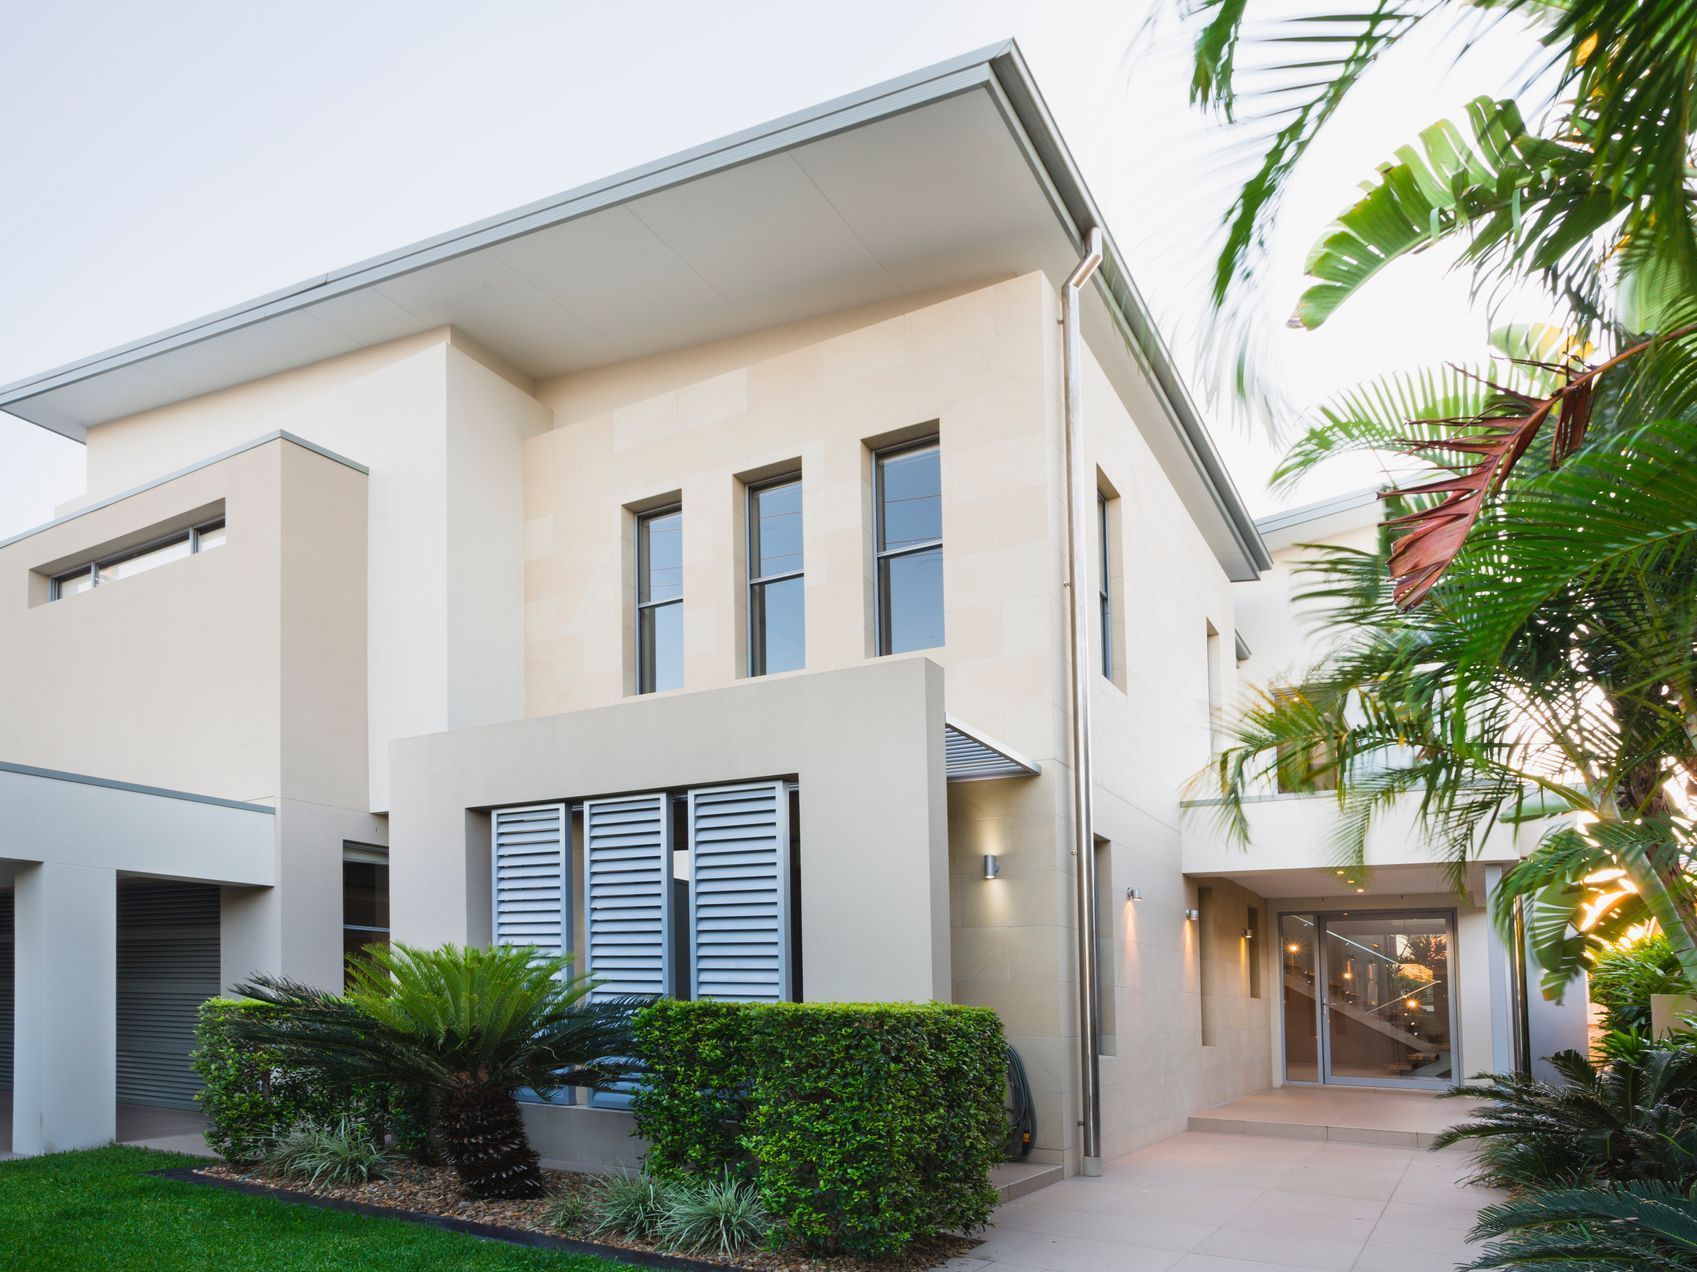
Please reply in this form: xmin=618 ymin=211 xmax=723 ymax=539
xmin=1241 ymin=927 xmax=1255 ymax=939
xmin=1126 ymin=887 xmax=1143 ymax=901
xmin=1184 ymin=908 xmax=1200 ymax=921
xmin=983 ymin=854 xmax=1000 ymax=880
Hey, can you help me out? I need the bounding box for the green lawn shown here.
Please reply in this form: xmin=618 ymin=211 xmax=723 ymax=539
xmin=0 ymin=1146 xmax=628 ymax=1271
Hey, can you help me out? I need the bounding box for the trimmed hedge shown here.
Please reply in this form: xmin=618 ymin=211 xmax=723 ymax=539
xmin=632 ymin=999 xmax=1005 ymax=1258
xmin=192 ymin=997 xmax=429 ymax=1162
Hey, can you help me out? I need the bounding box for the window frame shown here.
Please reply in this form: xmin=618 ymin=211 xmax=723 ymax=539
xmin=49 ymin=516 xmax=227 ymax=602
xmin=745 ymin=473 xmax=805 ymax=677
xmin=1098 ymin=490 xmax=1113 ymax=680
xmin=872 ymin=437 xmax=943 ymax=657
xmin=635 ymin=504 xmax=684 ymax=694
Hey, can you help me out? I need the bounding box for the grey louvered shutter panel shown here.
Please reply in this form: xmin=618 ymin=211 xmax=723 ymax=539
xmin=116 ymin=881 xmax=221 ymax=1109
xmin=492 ymin=803 xmax=569 ymax=958
xmin=689 ymin=781 xmax=792 ymax=1001
xmin=583 ymin=793 xmax=672 ymax=999
xmin=0 ymin=890 xmax=12 ymax=1091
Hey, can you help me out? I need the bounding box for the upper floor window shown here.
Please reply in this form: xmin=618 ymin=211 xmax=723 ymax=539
xmin=50 ymin=517 xmax=226 ymax=601
xmin=874 ymin=439 xmax=943 ymax=655
xmin=1098 ymin=491 xmax=1113 ymax=679
xmin=748 ymin=475 xmax=804 ymax=676
xmin=636 ymin=506 xmax=683 ymax=694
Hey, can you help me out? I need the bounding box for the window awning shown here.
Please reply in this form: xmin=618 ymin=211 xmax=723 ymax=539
xmin=944 ymin=716 xmax=1041 ymax=782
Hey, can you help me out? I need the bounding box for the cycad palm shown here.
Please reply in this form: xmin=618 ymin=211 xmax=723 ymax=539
xmin=233 ymin=943 xmax=636 ymax=1199
xmin=1464 ymin=1181 xmax=1697 ymax=1270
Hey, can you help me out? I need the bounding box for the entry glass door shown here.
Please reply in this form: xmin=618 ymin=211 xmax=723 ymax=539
xmin=1281 ymin=911 xmax=1456 ymax=1089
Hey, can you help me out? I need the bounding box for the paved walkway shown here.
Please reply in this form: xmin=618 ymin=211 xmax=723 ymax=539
xmin=0 ymin=1095 xmax=211 ymax=1160
xmin=945 ymin=1131 xmax=1502 ymax=1271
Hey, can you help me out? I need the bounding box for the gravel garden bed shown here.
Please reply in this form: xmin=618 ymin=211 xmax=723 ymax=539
xmin=192 ymin=1161 xmax=981 ymax=1271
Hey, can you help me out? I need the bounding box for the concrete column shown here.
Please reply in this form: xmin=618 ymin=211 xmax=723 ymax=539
xmin=12 ymin=860 xmax=117 ymax=1155
xmin=1482 ymin=866 xmax=1518 ymax=1075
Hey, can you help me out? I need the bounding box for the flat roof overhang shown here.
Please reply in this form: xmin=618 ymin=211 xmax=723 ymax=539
xmin=0 ymin=41 xmax=1269 ymax=580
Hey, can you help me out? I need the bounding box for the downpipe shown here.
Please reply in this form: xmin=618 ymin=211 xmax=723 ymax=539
xmin=1062 ymin=227 xmax=1104 ymax=1177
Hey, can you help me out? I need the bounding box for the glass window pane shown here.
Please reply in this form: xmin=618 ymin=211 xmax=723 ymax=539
xmin=640 ymin=600 xmax=683 ymax=692
xmin=1280 ymin=914 xmax=1320 ymax=1082
xmin=879 ymin=546 xmax=944 ymax=654
xmin=54 ymin=569 xmax=93 ymax=598
xmin=877 ymin=446 xmax=941 ymax=551
xmin=343 ymin=861 xmax=389 ymax=930
xmin=639 ymin=509 xmax=683 ymax=603
xmin=103 ymin=534 xmax=193 ymax=582
xmin=196 ymin=522 xmax=227 ymax=552
xmin=751 ymin=480 xmax=803 ymax=578
xmin=752 ymin=575 xmax=805 ymax=675
xmin=1323 ymin=915 xmax=1453 ymax=1084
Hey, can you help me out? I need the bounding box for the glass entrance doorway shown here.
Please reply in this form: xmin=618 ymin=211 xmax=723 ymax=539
xmin=1280 ymin=911 xmax=1456 ymax=1088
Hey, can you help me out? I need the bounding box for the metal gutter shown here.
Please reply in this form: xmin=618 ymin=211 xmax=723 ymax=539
xmin=982 ymin=46 xmax=1270 ymax=578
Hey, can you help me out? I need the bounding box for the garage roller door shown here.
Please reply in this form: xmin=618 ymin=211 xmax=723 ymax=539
xmin=117 ymin=880 xmax=221 ymax=1109
xmin=0 ymin=891 xmax=12 ymax=1092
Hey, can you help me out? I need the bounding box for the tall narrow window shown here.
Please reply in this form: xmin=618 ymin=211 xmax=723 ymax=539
xmin=1205 ymin=622 xmax=1222 ymax=753
xmin=637 ymin=506 xmax=683 ymax=694
xmin=748 ymin=476 xmax=805 ymax=676
xmin=874 ymin=439 xmax=943 ymax=655
xmin=1098 ymin=491 xmax=1113 ymax=679
xmin=342 ymin=843 xmax=390 ymax=971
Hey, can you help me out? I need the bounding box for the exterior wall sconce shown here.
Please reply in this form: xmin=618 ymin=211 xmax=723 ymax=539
xmin=1126 ymin=887 xmax=1142 ymax=901
xmin=1241 ymin=927 xmax=1255 ymax=939
xmin=1184 ymin=908 xmax=1200 ymax=921
xmin=983 ymin=854 xmax=1000 ymax=880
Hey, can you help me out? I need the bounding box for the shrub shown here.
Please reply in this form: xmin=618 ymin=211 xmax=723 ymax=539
xmin=657 ymin=1172 xmax=768 ymax=1256
xmin=1464 ymin=1181 xmax=1697 ymax=1270
xmin=588 ymin=1170 xmax=675 ymax=1240
xmin=632 ymin=999 xmax=1005 ymax=1258
xmin=193 ymin=998 xmax=410 ymax=1163
xmin=1435 ymin=1046 xmax=1697 ymax=1189
xmin=545 ymin=1189 xmax=592 ymax=1235
xmin=631 ymin=999 xmax=755 ymax=1177
xmin=259 ymin=1117 xmax=395 ymax=1188
xmin=1592 ymin=935 xmax=1692 ymax=1035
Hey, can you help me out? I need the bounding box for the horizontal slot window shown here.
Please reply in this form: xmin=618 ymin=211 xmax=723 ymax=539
xmin=49 ymin=517 xmax=226 ymax=602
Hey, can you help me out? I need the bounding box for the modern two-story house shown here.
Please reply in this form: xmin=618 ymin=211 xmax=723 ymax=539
xmin=0 ymin=43 xmax=1582 ymax=1167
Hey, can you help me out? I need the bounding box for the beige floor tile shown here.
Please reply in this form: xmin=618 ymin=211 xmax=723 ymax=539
xmin=999 ymin=1234 xmax=1187 ymax=1271
xmin=1272 ymin=1167 xmax=1403 ymax=1202
xmin=1213 ymin=1205 xmax=1377 ymax=1245
xmin=1364 ymin=1220 xmax=1480 ymax=1259
xmin=1388 ymin=1182 xmax=1496 ymax=1211
xmin=1378 ymin=1200 xmax=1481 ymax=1232
xmin=1245 ymin=1189 xmax=1388 ymax=1223
xmin=1193 ymin=1226 xmax=1364 ymax=1272
xmin=1351 ymin=1245 xmax=1480 ymax=1272
xmin=1170 ymin=1256 xmax=1334 ymax=1272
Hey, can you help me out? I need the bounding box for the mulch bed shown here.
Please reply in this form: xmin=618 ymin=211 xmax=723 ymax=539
xmin=179 ymin=1162 xmax=979 ymax=1271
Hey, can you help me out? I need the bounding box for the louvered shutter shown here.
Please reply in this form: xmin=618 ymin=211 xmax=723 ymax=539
xmin=491 ymin=803 xmax=569 ymax=958
xmin=688 ymin=781 xmax=792 ymax=1002
xmin=116 ymin=881 xmax=221 ymax=1109
xmin=583 ymin=793 xmax=672 ymax=999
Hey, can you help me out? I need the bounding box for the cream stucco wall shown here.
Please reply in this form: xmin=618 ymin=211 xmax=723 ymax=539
xmin=73 ymin=330 xmax=550 ymax=811
xmin=497 ymin=273 xmax=1268 ymax=1171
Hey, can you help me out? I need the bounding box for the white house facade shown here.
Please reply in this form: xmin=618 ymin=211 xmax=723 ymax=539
xmin=0 ymin=43 xmax=1582 ymax=1168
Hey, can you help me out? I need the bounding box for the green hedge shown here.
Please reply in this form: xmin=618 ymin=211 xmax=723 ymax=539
xmin=632 ymin=999 xmax=1005 ymax=1257
xmin=192 ymin=997 xmax=429 ymax=1162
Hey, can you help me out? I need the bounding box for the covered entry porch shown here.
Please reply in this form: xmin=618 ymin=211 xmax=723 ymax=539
xmin=0 ymin=762 xmax=274 ymax=1156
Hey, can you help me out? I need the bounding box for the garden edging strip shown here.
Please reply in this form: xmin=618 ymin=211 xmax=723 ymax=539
xmin=148 ymin=1167 xmax=745 ymax=1271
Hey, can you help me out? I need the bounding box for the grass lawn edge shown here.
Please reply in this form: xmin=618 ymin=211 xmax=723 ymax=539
xmin=149 ymin=1166 xmax=740 ymax=1271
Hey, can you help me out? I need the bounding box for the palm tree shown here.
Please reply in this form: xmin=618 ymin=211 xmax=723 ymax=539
xmin=233 ymin=943 xmax=637 ymax=1199
xmin=1174 ymin=0 xmax=1697 ymax=992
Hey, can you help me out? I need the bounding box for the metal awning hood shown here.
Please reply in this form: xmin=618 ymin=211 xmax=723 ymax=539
xmin=0 ymin=41 xmax=1268 ymax=579
xmin=944 ymin=715 xmax=1040 ymax=782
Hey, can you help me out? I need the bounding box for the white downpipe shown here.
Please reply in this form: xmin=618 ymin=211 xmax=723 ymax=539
xmin=1062 ymin=227 xmax=1104 ymax=1177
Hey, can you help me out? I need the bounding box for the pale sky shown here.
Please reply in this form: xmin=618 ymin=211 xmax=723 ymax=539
xmin=0 ymin=1 xmax=1544 ymax=541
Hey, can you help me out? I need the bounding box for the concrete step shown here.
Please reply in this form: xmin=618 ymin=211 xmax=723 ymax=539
xmin=1188 ymin=1112 xmax=1447 ymax=1149
xmin=990 ymin=1159 xmax=1063 ymax=1202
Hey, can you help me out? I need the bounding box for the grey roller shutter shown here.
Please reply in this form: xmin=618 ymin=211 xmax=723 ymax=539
xmin=0 ymin=891 xmax=12 ymax=1092
xmin=492 ymin=803 xmax=569 ymax=959
xmin=116 ymin=880 xmax=221 ymax=1109
xmin=689 ymin=781 xmax=791 ymax=1002
xmin=583 ymin=793 xmax=672 ymax=999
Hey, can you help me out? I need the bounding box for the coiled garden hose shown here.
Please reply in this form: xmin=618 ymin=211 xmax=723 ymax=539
xmin=1004 ymin=1043 xmax=1036 ymax=1160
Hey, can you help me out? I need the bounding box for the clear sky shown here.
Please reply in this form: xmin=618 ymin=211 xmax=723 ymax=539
xmin=0 ymin=1 xmax=1542 ymax=540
